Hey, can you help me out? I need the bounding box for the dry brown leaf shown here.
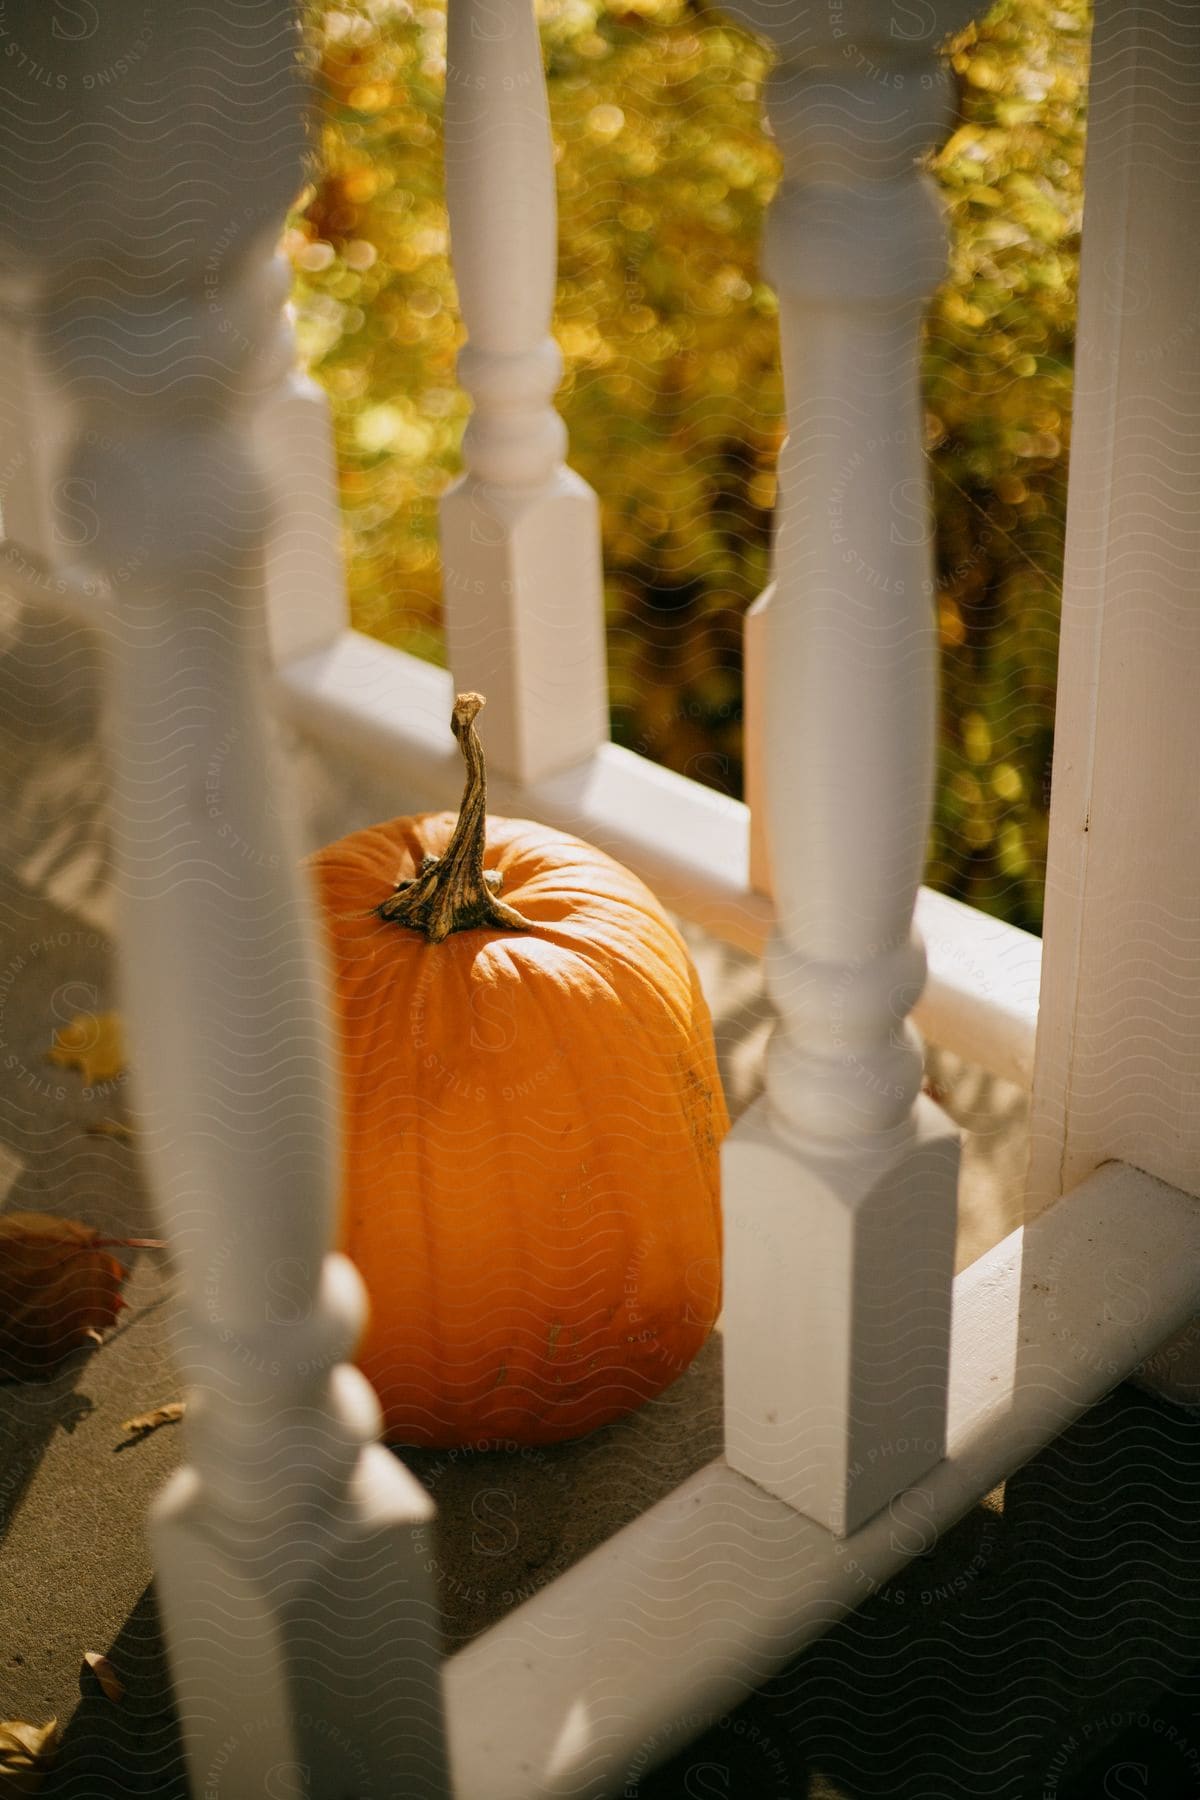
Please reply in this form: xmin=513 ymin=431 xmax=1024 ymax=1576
xmin=0 ymin=1211 xmax=156 ymax=1380
xmin=81 ymin=1651 xmax=123 ymax=1704
xmin=120 ymin=1400 xmax=185 ymax=1440
xmin=0 ymin=1717 xmax=58 ymax=1793
xmin=44 ymin=1010 xmax=126 ymax=1086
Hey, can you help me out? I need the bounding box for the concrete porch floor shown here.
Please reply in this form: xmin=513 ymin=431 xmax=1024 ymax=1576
xmin=2 ymin=601 xmax=1200 ymax=1797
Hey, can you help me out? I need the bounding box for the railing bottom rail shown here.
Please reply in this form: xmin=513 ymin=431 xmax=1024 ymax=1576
xmin=441 ymin=1158 xmax=1200 ymax=1799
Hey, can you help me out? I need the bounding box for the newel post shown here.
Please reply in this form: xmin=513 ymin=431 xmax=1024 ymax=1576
xmin=1026 ymin=0 xmax=1200 ymax=1219
xmin=0 ymin=7 xmax=448 ymax=1795
xmin=439 ymin=0 xmax=609 ymax=783
xmin=722 ymin=3 xmax=982 ymax=1537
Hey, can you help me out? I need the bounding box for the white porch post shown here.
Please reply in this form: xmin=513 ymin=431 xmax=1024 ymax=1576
xmin=0 ymin=7 xmax=448 ymax=1796
xmin=1027 ymin=0 xmax=1200 ymax=1219
xmin=439 ymin=0 xmax=609 ymax=784
xmin=722 ymin=3 xmax=981 ymax=1537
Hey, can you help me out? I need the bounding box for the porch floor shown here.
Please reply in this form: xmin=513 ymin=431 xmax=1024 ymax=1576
xmin=2 ymin=612 xmax=1199 ymax=1797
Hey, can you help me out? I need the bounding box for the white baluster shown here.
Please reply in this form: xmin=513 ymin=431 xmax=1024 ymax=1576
xmin=0 ymin=319 xmax=57 ymax=557
xmin=721 ymin=3 xmax=983 ymax=1537
xmin=0 ymin=315 xmax=102 ymax=619
xmin=440 ymin=0 xmax=609 ymax=783
xmin=743 ymin=583 xmax=774 ymax=896
xmin=0 ymin=7 xmax=449 ymax=1794
xmin=256 ymin=369 xmax=350 ymax=665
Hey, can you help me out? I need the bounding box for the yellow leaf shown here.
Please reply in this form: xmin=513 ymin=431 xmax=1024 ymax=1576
xmin=0 ymin=1718 xmax=58 ymax=1793
xmin=81 ymin=1653 xmax=124 ymax=1705
xmin=44 ymin=1011 xmax=127 ymax=1086
xmin=120 ymin=1401 xmax=185 ymax=1442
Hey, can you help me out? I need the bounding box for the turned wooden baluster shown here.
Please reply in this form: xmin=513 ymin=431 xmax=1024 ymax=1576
xmin=0 ymin=7 xmax=448 ymax=1795
xmin=725 ymin=2 xmax=983 ymax=1537
xmin=440 ymin=0 xmax=609 ymax=783
xmin=257 ymin=367 xmax=349 ymax=666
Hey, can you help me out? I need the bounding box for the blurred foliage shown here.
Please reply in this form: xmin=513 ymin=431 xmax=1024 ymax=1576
xmin=291 ymin=0 xmax=1090 ymax=933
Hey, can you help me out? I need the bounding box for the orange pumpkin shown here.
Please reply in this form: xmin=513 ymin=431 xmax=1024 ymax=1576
xmin=308 ymin=692 xmax=728 ymax=1446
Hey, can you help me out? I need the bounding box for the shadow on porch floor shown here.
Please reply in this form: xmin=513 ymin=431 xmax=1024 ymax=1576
xmin=12 ymin=1384 xmax=1200 ymax=1798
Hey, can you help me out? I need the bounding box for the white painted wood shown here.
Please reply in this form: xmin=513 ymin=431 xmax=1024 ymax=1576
xmin=439 ymin=0 xmax=608 ymax=783
xmin=256 ymin=369 xmax=349 ymax=664
xmin=743 ymin=582 xmax=772 ymax=897
xmin=0 ymin=540 xmax=106 ymax=625
xmin=0 ymin=1141 xmax=24 ymax=1206
xmin=711 ymin=2 xmax=987 ymax=1533
xmin=1027 ymin=0 xmax=1200 ymax=1217
xmin=440 ymin=1158 xmax=1200 ymax=1798
xmin=0 ymin=319 xmax=58 ymax=555
xmin=722 ymin=1092 xmax=959 ymax=1536
xmin=0 ymin=9 xmax=449 ymax=1796
xmin=274 ymin=629 xmax=1042 ymax=1085
xmin=751 ymin=655 xmax=1041 ymax=1090
xmin=914 ymin=884 xmax=1041 ymax=1091
xmin=0 ymin=315 xmax=105 ymax=621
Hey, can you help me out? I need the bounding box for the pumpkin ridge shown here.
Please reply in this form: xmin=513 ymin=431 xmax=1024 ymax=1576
xmin=508 ymin=938 xmax=639 ymax=1319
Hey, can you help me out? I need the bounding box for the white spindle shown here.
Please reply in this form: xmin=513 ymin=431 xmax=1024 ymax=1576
xmin=0 ymin=318 xmax=107 ymax=622
xmin=439 ymin=0 xmax=609 ymax=783
xmin=0 ymin=8 xmax=448 ymax=1794
xmin=743 ymin=583 xmax=774 ymax=895
xmin=256 ymin=369 xmax=350 ymax=665
xmin=720 ymin=3 xmax=983 ymax=1537
xmin=0 ymin=321 xmax=56 ymax=557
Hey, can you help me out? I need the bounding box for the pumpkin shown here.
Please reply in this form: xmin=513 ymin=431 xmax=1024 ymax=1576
xmin=308 ymin=692 xmax=728 ymax=1446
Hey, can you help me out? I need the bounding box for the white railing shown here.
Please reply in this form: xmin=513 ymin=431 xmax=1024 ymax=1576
xmin=439 ymin=0 xmax=609 ymax=782
xmin=2 ymin=0 xmax=1200 ymax=1796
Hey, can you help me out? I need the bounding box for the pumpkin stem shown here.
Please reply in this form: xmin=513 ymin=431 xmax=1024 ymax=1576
xmin=375 ymin=692 xmax=532 ymax=944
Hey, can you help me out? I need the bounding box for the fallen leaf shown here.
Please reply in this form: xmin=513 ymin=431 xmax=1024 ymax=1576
xmin=0 ymin=1718 xmax=58 ymax=1793
xmin=81 ymin=1652 xmax=123 ymax=1704
xmin=44 ymin=1010 xmax=126 ymax=1086
xmin=120 ymin=1400 xmax=185 ymax=1441
xmin=0 ymin=1212 xmax=156 ymax=1380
